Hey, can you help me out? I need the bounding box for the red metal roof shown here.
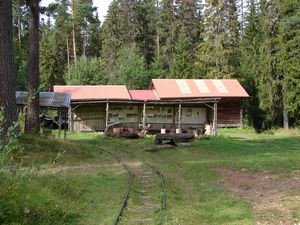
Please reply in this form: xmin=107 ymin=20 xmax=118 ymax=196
xmin=151 ymin=79 xmax=249 ymax=99
xmin=54 ymin=85 xmax=131 ymax=101
xmin=129 ymin=90 xmax=160 ymax=101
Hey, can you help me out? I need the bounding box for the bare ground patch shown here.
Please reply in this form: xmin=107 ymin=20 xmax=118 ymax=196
xmin=214 ymin=168 xmax=300 ymax=225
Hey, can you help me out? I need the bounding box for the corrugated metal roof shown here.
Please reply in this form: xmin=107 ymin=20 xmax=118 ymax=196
xmin=151 ymin=79 xmax=249 ymax=99
xmin=16 ymin=92 xmax=71 ymax=108
xmin=129 ymin=90 xmax=160 ymax=101
xmin=54 ymin=85 xmax=131 ymax=101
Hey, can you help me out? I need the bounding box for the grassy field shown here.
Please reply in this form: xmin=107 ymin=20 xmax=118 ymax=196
xmin=1 ymin=128 xmax=300 ymax=225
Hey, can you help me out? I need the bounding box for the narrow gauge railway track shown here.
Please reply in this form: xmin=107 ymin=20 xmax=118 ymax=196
xmin=117 ymin=149 xmax=166 ymax=225
xmin=98 ymin=148 xmax=134 ymax=225
xmin=98 ymin=147 xmax=166 ymax=225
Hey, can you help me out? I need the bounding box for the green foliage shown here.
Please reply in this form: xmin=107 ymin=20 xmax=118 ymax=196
xmin=0 ymin=134 xmax=127 ymax=225
xmin=100 ymin=0 xmax=121 ymax=75
xmin=278 ymin=1 xmax=300 ymax=116
xmin=149 ymin=54 xmax=168 ymax=79
xmin=110 ymin=45 xmax=149 ymax=89
xmin=40 ymin=25 xmax=59 ymax=91
xmin=171 ymin=32 xmax=196 ymax=78
xmin=196 ymin=0 xmax=240 ymax=78
xmin=0 ymin=108 xmax=21 ymax=159
xmin=10 ymin=0 xmax=300 ymax=128
xmin=66 ymin=56 xmax=108 ymax=85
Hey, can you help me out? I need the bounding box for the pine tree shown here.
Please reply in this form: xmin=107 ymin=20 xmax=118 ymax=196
xmin=0 ymin=0 xmax=18 ymax=140
xmin=25 ymin=0 xmax=40 ymax=133
xmin=196 ymin=0 xmax=240 ymax=78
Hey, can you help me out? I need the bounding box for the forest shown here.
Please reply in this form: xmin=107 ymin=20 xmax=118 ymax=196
xmin=1 ymin=0 xmax=300 ymax=136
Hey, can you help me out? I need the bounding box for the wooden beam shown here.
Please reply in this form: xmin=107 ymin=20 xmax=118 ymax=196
xmin=212 ymin=101 xmax=218 ymax=135
xmin=58 ymin=110 xmax=62 ymax=138
xmin=68 ymin=105 xmax=72 ymax=131
xmin=105 ymin=100 xmax=109 ymax=128
xmin=64 ymin=110 xmax=67 ymax=140
xmin=178 ymin=102 xmax=182 ymax=133
xmin=142 ymin=101 xmax=146 ymax=129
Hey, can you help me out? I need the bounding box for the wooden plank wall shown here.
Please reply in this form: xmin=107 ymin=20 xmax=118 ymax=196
xmin=70 ymin=99 xmax=243 ymax=132
xmin=217 ymin=100 xmax=242 ymax=127
xmin=71 ymin=104 xmax=105 ymax=131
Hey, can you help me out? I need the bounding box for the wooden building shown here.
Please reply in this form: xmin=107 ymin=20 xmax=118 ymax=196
xmin=54 ymin=79 xmax=249 ymax=133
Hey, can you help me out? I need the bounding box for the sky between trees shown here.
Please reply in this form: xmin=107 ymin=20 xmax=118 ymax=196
xmin=41 ymin=0 xmax=112 ymax=22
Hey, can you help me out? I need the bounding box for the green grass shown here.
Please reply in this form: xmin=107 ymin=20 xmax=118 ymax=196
xmin=1 ymin=128 xmax=300 ymax=224
xmin=0 ymin=134 xmax=127 ymax=225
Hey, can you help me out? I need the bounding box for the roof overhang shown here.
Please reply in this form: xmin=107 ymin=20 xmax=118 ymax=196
xmin=16 ymin=92 xmax=71 ymax=109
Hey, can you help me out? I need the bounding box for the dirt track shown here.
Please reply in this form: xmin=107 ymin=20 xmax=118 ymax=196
xmin=214 ymin=168 xmax=300 ymax=225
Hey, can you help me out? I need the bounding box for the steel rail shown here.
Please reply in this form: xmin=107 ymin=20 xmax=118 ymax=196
xmin=145 ymin=162 xmax=166 ymax=225
xmin=118 ymin=149 xmax=166 ymax=225
xmin=97 ymin=147 xmax=135 ymax=225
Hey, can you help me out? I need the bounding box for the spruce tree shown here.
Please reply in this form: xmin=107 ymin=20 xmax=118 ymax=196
xmin=157 ymin=0 xmax=176 ymax=71
xmin=135 ymin=0 xmax=157 ymax=66
xmin=110 ymin=44 xmax=149 ymax=89
xmin=240 ymin=0 xmax=264 ymax=129
xmin=101 ymin=0 xmax=121 ymax=76
xmin=196 ymin=0 xmax=240 ymax=78
xmin=40 ymin=23 xmax=57 ymax=91
xmin=277 ymin=0 xmax=300 ymax=128
xmin=176 ymin=0 xmax=202 ymax=46
xmin=171 ymin=31 xmax=195 ymax=78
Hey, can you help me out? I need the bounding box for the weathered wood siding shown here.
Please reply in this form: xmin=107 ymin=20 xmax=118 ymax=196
xmin=217 ymin=100 xmax=242 ymax=127
xmin=71 ymin=104 xmax=105 ymax=131
xmin=70 ymin=99 xmax=243 ymax=132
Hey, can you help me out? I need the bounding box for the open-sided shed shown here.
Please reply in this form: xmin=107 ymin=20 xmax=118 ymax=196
xmin=16 ymin=91 xmax=71 ymax=139
xmin=54 ymin=79 xmax=249 ymax=134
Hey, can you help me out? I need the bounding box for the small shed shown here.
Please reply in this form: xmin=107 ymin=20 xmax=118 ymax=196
xmin=16 ymin=91 xmax=71 ymax=139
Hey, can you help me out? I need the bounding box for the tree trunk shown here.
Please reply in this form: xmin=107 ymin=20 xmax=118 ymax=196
xmin=18 ymin=2 xmax=22 ymax=52
xmin=0 ymin=0 xmax=18 ymax=140
xmin=283 ymin=98 xmax=289 ymax=129
xmin=66 ymin=36 xmax=71 ymax=79
xmin=72 ymin=0 xmax=77 ymax=63
xmin=282 ymin=80 xmax=289 ymax=130
xmin=25 ymin=0 xmax=40 ymax=134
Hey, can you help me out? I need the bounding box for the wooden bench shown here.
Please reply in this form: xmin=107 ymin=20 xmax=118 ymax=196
xmin=155 ymin=133 xmax=195 ymax=146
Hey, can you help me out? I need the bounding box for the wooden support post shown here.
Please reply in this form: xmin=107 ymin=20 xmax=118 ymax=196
xmin=58 ymin=110 xmax=62 ymax=138
xmin=213 ymin=101 xmax=218 ymax=135
xmin=240 ymin=107 xmax=243 ymax=128
xmin=105 ymin=100 xmax=109 ymax=128
xmin=68 ymin=105 xmax=72 ymax=131
xmin=178 ymin=102 xmax=182 ymax=133
xmin=142 ymin=101 xmax=147 ymax=129
xmin=64 ymin=110 xmax=67 ymax=140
